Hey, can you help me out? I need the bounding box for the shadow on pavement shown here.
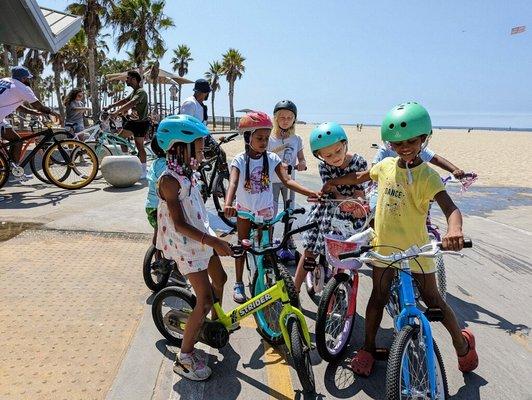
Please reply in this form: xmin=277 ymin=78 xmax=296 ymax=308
xmin=450 ymin=372 xmax=489 ymax=400
xmin=102 ymin=180 xmax=148 ymax=192
xmin=1 ymin=187 xmax=100 ymax=208
xmin=447 ymin=292 xmax=530 ymax=335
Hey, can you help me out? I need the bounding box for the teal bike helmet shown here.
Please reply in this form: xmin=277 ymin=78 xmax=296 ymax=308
xmin=381 ymin=102 xmax=432 ymax=143
xmin=309 ymin=122 xmax=348 ymax=157
xmin=156 ymin=114 xmax=209 ymax=152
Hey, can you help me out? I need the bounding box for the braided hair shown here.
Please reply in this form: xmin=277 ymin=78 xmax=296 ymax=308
xmin=243 ymin=130 xmax=270 ymax=193
xmin=167 ymin=142 xmax=196 ymax=195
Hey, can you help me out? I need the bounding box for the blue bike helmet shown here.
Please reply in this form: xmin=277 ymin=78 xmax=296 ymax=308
xmin=156 ymin=115 xmax=209 ymax=152
xmin=309 ymin=122 xmax=348 ymax=157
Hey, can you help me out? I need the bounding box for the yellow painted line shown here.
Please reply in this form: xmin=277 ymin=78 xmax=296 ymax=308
xmin=263 ymin=342 xmax=294 ymax=399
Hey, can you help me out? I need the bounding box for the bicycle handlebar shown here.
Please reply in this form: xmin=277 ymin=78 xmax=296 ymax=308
xmin=338 ymin=239 xmax=473 ymax=261
xmin=231 ymin=221 xmax=318 ymax=257
xmin=236 ymin=206 xmax=305 ymax=226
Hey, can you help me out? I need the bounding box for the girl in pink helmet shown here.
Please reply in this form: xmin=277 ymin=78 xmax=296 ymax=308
xmin=224 ymin=111 xmax=319 ymax=303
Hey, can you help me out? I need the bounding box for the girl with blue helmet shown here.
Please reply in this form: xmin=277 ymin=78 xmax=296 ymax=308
xmin=156 ymin=115 xmax=232 ymax=382
xmin=293 ymin=122 xmax=368 ymax=293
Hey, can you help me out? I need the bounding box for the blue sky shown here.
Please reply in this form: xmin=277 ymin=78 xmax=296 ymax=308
xmin=40 ymin=0 xmax=531 ymax=128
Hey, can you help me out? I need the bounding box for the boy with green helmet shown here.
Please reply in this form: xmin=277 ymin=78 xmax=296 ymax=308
xmin=322 ymin=103 xmax=478 ymax=377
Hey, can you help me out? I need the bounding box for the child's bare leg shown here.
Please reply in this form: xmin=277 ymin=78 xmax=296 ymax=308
xmin=207 ymin=255 xmax=227 ymax=318
xmin=235 ymin=217 xmax=252 ymax=283
xmin=294 ymin=249 xmax=315 ymax=292
xmin=363 ymin=266 xmax=395 ymax=352
xmin=181 ymin=270 xmax=213 ymax=353
xmin=414 ymin=272 xmax=468 ymax=355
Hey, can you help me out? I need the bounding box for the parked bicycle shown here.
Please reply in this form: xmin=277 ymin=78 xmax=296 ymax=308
xmin=0 ymin=121 xmax=98 ymax=190
xmin=339 ymin=239 xmax=473 ymax=399
xmin=152 ymin=222 xmax=317 ymax=393
xmin=236 ymin=206 xmax=305 ymax=344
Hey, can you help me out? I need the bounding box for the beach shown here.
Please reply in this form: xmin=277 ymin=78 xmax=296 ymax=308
xmin=220 ymin=125 xmax=532 ymax=188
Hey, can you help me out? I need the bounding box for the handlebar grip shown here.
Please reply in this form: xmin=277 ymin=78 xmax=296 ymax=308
xmin=293 ymin=207 xmax=306 ymax=215
xmin=463 ymin=239 xmax=473 ymax=248
xmin=338 ymin=244 xmax=372 ymax=260
xmin=289 ymin=222 xmax=318 ymax=236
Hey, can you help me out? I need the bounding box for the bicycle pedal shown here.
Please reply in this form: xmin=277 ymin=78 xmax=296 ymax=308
xmin=373 ymin=347 xmax=389 ymax=361
xmin=424 ymin=307 xmax=444 ymax=322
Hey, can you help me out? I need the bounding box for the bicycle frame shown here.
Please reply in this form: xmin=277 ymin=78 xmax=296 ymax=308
xmin=392 ymin=259 xmax=439 ymax=398
xmin=211 ymin=266 xmax=312 ymax=352
xmin=0 ymin=128 xmax=64 ymax=168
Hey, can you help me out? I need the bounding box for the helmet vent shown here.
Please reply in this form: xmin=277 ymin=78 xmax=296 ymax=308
xmin=326 ymin=131 xmax=331 ymax=135
xmin=181 ymin=130 xmax=195 ymax=135
xmin=318 ymin=134 xmax=322 ymax=138
xmin=400 ymin=122 xmax=407 ymax=128
xmin=389 ymin=123 xmax=394 ymax=129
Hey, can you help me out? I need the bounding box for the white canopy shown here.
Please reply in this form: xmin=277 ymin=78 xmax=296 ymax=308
xmin=0 ymin=0 xmax=82 ymax=53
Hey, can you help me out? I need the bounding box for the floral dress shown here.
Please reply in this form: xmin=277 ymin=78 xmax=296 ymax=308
xmin=156 ymin=169 xmax=214 ymax=275
xmin=303 ymin=154 xmax=368 ymax=255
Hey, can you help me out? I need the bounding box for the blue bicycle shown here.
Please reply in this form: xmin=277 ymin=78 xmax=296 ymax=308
xmin=340 ymin=239 xmax=472 ymax=399
xmin=237 ymin=206 xmax=305 ymax=345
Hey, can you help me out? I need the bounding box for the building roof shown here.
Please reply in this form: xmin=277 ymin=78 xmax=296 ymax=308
xmin=0 ymin=0 xmax=82 ymax=53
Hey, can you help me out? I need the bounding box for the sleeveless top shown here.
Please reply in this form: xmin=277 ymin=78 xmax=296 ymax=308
xmin=156 ymin=169 xmax=214 ymax=266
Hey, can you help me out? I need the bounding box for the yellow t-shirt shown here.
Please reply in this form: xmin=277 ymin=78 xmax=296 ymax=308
xmin=370 ymin=157 xmax=445 ymax=273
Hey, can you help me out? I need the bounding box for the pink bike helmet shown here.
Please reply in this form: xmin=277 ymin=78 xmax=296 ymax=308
xmin=238 ymin=111 xmax=273 ymax=136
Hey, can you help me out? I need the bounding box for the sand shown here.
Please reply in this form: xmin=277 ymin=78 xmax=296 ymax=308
xmin=217 ymin=125 xmax=532 ymax=188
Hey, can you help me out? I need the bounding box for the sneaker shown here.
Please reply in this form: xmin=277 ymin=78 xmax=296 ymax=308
xmin=233 ymin=282 xmax=248 ymax=304
xmin=173 ymin=350 xmax=211 ymax=381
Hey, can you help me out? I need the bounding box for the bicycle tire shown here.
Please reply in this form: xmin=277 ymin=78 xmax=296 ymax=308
xmin=29 ymin=151 xmax=51 ymax=184
xmin=212 ymin=172 xmax=236 ymax=228
xmin=386 ymin=325 xmax=448 ymax=400
xmin=143 ymin=244 xmax=172 ymax=292
xmin=42 ymin=140 xmax=98 ymax=189
xmin=287 ymin=317 xmax=316 ymax=393
xmin=253 ymin=256 xmax=299 ymax=346
xmin=435 ymin=254 xmax=447 ymax=301
xmin=152 ymin=286 xmax=196 ymax=347
xmin=0 ymin=152 xmax=9 ymax=189
xmin=85 ymin=141 xmax=113 ymax=180
xmin=315 ymin=273 xmax=357 ymax=362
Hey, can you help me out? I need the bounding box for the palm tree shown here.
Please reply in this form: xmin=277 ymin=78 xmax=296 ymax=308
xmin=42 ymin=76 xmax=55 ymax=107
xmin=23 ymin=49 xmax=45 ymax=98
xmin=170 ymin=44 xmax=193 ymax=109
xmin=63 ymin=31 xmax=89 ymax=89
xmin=204 ymin=61 xmax=224 ymax=129
xmin=222 ymin=49 xmax=245 ymax=129
xmin=110 ymin=0 xmax=174 ymax=75
xmin=66 ymin=0 xmax=113 ymax=118
xmin=46 ymin=50 xmax=68 ymax=118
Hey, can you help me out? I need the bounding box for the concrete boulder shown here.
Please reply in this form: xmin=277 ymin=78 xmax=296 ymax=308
xmin=101 ymin=155 xmax=142 ymax=188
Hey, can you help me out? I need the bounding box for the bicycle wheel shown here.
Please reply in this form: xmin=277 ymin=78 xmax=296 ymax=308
xmin=86 ymin=141 xmax=113 ymax=180
xmin=152 ymin=286 xmax=196 ymax=346
xmin=287 ymin=317 xmax=315 ymax=393
xmin=435 ymin=255 xmax=447 ymax=301
xmin=0 ymin=152 xmax=9 ymax=189
xmin=386 ymin=325 xmax=448 ymax=400
xmin=212 ymin=172 xmax=236 ymax=228
xmin=315 ymin=273 xmax=357 ymax=362
xmin=42 ymin=140 xmax=98 ymax=189
xmin=253 ymin=256 xmax=299 ymax=345
xmin=29 ymin=150 xmax=50 ymax=184
xmin=143 ymin=244 xmax=172 ymax=292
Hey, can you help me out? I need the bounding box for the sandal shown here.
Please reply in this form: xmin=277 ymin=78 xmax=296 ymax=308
xmin=350 ymin=349 xmax=375 ymax=377
xmin=458 ymin=329 xmax=479 ymax=372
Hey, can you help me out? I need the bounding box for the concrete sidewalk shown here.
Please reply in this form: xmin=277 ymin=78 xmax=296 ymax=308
xmin=1 ymin=175 xmax=531 ymax=399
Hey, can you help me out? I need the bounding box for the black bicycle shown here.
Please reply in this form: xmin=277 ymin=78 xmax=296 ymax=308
xmin=0 ymin=122 xmax=98 ymax=190
xmin=198 ymin=132 xmax=239 ymax=228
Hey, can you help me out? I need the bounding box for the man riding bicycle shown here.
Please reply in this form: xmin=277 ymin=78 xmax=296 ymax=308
xmin=0 ymin=66 xmax=61 ymax=180
xmin=105 ymin=70 xmax=150 ymax=179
